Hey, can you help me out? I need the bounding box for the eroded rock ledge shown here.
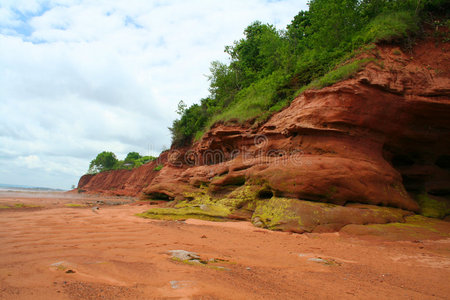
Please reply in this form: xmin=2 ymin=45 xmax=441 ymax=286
xmin=78 ymin=37 xmax=450 ymax=233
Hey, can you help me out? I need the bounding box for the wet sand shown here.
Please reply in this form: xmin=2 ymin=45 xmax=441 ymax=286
xmin=0 ymin=191 xmax=449 ymax=299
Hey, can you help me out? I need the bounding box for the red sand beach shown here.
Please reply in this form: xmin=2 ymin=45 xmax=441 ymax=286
xmin=0 ymin=191 xmax=449 ymax=299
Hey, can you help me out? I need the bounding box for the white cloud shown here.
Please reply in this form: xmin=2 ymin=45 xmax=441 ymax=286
xmin=0 ymin=0 xmax=308 ymax=189
xmin=18 ymin=155 xmax=41 ymax=168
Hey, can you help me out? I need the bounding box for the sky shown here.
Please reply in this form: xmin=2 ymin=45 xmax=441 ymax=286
xmin=0 ymin=0 xmax=308 ymax=190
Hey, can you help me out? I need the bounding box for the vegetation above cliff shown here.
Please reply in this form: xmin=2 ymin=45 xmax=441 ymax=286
xmin=170 ymin=0 xmax=449 ymax=146
xmin=88 ymin=151 xmax=156 ymax=174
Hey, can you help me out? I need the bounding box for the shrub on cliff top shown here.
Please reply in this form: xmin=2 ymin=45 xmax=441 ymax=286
xmin=88 ymin=151 xmax=118 ymax=174
xmin=87 ymin=151 xmax=156 ymax=174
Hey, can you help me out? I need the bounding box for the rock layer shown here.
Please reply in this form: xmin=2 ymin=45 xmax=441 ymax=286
xmin=78 ymin=36 xmax=450 ymax=230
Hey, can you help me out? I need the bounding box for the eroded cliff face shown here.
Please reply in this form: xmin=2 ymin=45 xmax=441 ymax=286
xmin=78 ymin=152 xmax=168 ymax=197
xmin=78 ymin=36 xmax=450 ymax=232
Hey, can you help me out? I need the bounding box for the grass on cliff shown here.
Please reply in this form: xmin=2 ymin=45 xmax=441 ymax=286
xmin=358 ymin=11 xmax=419 ymax=44
xmin=207 ymin=70 xmax=290 ymax=126
xmin=300 ymin=58 xmax=376 ymax=92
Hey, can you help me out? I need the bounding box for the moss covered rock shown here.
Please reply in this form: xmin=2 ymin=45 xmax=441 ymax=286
xmin=416 ymin=193 xmax=450 ymax=219
xmin=138 ymin=183 xmax=418 ymax=234
xmin=137 ymin=206 xmax=230 ymax=222
xmin=341 ymin=215 xmax=450 ymax=241
xmin=252 ymin=198 xmax=412 ymax=233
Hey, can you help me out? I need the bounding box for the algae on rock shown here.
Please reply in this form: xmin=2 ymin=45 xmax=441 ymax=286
xmin=138 ymin=181 xmax=415 ymax=234
xmin=416 ymin=193 xmax=450 ymax=219
xmin=139 ymin=184 xmax=263 ymax=221
xmin=137 ymin=206 xmax=229 ymax=222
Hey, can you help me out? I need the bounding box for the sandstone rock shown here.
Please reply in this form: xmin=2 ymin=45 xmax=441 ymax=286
xmin=78 ymin=37 xmax=450 ymax=229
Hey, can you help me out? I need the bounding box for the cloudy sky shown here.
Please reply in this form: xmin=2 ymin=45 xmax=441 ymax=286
xmin=0 ymin=0 xmax=308 ymax=190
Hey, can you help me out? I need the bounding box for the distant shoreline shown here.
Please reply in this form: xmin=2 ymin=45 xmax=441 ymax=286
xmin=0 ymin=184 xmax=66 ymax=193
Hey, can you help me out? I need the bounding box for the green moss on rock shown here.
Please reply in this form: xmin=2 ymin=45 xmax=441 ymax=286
xmin=137 ymin=206 xmax=229 ymax=222
xmin=252 ymin=198 xmax=303 ymax=230
xmin=0 ymin=203 xmax=42 ymax=209
xmin=65 ymin=203 xmax=87 ymax=208
xmin=138 ymin=181 xmax=416 ymax=234
xmin=252 ymin=198 xmax=411 ymax=233
xmin=416 ymin=193 xmax=450 ymax=219
xmin=343 ymin=214 xmax=450 ymax=241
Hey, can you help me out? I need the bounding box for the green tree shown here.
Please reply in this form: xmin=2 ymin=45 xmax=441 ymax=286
xmin=286 ymin=10 xmax=312 ymax=53
xmin=225 ymin=21 xmax=284 ymax=86
xmin=176 ymin=100 xmax=187 ymax=116
xmin=169 ymin=102 xmax=208 ymax=146
xmin=88 ymin=151 xmax=118 ymax=174
xmin=208 ymin=61 xmax=239 ymax=108
xmin=124 ymin=151 xmax=141 ymax=162
xmin=308 ymin=0 xmax=363 ymax=49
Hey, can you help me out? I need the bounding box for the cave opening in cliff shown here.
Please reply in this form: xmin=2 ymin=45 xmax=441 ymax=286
xmin=428 ymin=188 xmax=450 ymax=197
xmin=383 ymin=147 xmax=422 ymax=195
xmin=401 ymin=174 xmax=425 ymax=193
xmin=145 ymin=192 xmax=173 ymax=201
xmin=385 ymin=147 xmax=450 ymax=199
xmin=391 ymin=154 xmax=415 ymax=168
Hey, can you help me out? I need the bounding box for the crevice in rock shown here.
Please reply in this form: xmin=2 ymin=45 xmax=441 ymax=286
xmin=258 ymin=189 xmax=273 ymax=199
xmin=428 ymin=189 xmax=450 ymax=197
xmin=401 ymin=174 xmax=425 ymax=193
xmin=144 ymin=192 xmax=173 ymax=201
xmin=232 ymin=165 xmax=252 ymax=172
xmin=436 ymin=155 xmax=450 ymax=171
xmin=392 ymin=154 xmax=415 ymax=168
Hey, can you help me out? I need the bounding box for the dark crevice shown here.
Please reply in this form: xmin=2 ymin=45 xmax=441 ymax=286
xmin=401 ymin=174 xmax=425 ymax=193
xmin=232 ymin=165 xmax=252 ymax=172
xmin=436 ymin=155 xmax=450 ymax=170
xmin=392 ymin=154 xmax=415 ymax=168
xmin=217 ymin=170 xmax=229 ymax=177
xmin=428 ymin=189 xmax=450 ymax=197
xmin=258 ymin=189 xmax=274 ymax=199
xmin=145 ymin=192 xmax=173 ymax=201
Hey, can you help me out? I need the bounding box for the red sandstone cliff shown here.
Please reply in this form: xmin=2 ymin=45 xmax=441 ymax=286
xmin=78 ymin=35 xmax=450 ymax=224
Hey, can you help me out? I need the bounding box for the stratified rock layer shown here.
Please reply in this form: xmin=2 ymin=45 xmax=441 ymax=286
xmin=78 ymin=36 xmax=450 ymax=231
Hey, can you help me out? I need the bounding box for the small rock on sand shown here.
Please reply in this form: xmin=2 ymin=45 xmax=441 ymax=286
xmin=168 ymin=250 xmax=200 ymax=261
xmin=252 ymin=217 xmax=264 ymax=227
xmin=51 ymin=261 xmax=67 ymax=267
xmin=170 ymin=280 xmax=192 ymax=289
xmin=308 ymin=258 xmax=327 ymax=263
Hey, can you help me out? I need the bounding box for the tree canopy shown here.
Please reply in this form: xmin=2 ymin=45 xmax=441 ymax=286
xmin=87 ymin=151 xmax=156 ymax=174
xmin=124 ymin=152 xmax=141 ymax=162
xmin=88 ymin=151 xmax=118 ymax=174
